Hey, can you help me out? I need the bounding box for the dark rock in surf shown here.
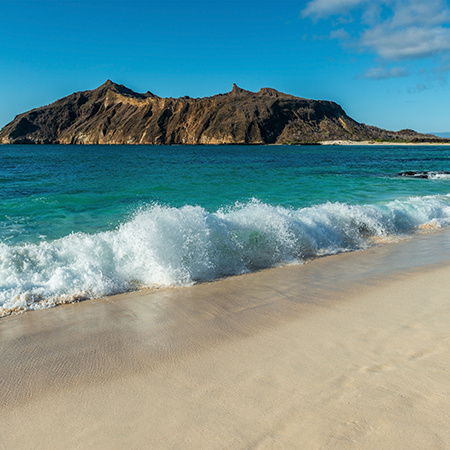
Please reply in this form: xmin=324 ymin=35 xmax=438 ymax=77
xmin=398 ymin=171 xmax=450 ymax=179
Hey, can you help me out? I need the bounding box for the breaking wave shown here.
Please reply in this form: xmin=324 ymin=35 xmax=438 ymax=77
xmin=429 ymin=172 xmax=450 ymax=180
xmin=2 ymin=195 xmax=450 ymax=315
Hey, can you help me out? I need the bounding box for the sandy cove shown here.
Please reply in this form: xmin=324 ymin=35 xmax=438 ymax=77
xmin=1 ymin=231 xmax=449 ymax=449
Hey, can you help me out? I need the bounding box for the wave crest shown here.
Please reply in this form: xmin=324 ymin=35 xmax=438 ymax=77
xmin=2 ymin=195 xmax=450 ymax=314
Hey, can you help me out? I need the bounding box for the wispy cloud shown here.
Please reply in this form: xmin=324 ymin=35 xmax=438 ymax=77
xmin=302 ymin=0 xmax=367 ymax=19
xmin=303 ymin=0 xmax=450 ymax=68
xmin=360 ymin=0 xmax=450 ymax=61
xmin=329 ymin=28 xmax=351 ymax=42
xmin=362 ymin=66 xmax=409 ymax=79
xmin=362 ymin=26 xmax=450 ymax=60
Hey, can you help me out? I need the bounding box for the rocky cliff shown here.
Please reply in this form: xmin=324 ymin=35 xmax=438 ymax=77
xmin=0 ymin=80 xmax=445 ymax=145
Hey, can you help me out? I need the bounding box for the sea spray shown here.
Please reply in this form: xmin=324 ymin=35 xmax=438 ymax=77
xmin=1 ymin=195 xmax=450 ymax=314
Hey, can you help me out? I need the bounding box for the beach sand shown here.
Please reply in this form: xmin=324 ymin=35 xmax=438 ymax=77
xmin=319 ymin=140 xmax=450 ymax=146
xmin=1 ymin=232 xmax=449 ymax=449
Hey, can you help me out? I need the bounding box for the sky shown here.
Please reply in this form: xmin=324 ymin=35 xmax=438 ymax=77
xmin=1 ymin=0 xmax=449 ymax=134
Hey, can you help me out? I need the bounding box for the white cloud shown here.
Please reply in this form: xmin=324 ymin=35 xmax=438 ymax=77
xmin=361 ymin=3 xmax=383 ymax=25
xmin=362 ymin=66 xmax=409 ymax=79
xmin=389 ymin=0 xmax=450 ymax=27
xmin=302 ymin=0 xmax=367 ymax=18
xmin=362 ymin=25 xmax=450 ymax=60
xmin=329 ymin=28 xmax=351 ymax=41
xmin=360 ymin=0 xmax=450 ymax=60
xmin=303 ymin=0 xmax=450 ymax=64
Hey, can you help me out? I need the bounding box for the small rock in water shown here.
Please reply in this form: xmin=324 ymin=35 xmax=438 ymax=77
xmin=398 ymin=170 xmax=450 ymax=179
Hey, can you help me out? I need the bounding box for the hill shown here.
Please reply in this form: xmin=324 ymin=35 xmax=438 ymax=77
xmin=0 ymin=81 xmax=446 ymax=145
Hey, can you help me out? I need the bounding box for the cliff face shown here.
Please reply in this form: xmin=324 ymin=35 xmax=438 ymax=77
xmin=0 ymin=80 xmax=444 ymax=144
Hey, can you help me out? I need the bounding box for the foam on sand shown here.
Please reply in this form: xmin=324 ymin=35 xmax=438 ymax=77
xmin=1 ymin=231 xmax=449 ymax=448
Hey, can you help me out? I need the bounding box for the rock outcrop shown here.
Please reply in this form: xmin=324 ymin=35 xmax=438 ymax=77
xmin=0 ymin=80 xmax=446 ymax=145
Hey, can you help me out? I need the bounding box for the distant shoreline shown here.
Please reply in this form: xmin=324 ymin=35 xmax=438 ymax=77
xmin=319 ymin=140 xmax=450 ymax=146
xmin=1 ymin=141 xmax=450 ymax=146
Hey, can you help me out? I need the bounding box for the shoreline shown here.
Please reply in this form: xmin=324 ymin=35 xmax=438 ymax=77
xmin=319 ymin=139 xmax=450 ymax=146
xmin=1 ymin=140 xmax=450 ymax=146
xmin=1 ymin=231 xmax=450 ymax=448
xmin=2 ymin=227 xmax=450 ymax=319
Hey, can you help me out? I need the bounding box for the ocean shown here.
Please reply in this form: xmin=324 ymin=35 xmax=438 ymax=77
xmin=1 ymin=144 xmax=450 ymax=315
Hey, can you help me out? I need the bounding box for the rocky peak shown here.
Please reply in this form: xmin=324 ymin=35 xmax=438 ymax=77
xmin=95 ymin=79 xmax=120 ymax=91
xmin=95 ymin=80 xmax=149 ymax=99
xmin=230 ymin=83 xmax=251 ymax=96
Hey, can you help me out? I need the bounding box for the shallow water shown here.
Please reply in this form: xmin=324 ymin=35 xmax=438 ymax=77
xmin=1 ymin=144 xmax=449 ymax=313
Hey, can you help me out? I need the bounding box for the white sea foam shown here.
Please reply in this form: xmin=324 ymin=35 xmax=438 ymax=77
xmin=428 ymin=172 xmax=450 ymax=180
xmin=1 ymin=195 xmax=450 ymax=314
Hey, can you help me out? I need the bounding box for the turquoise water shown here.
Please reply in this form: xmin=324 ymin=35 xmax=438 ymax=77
xmin=1 ymin=144 xmax=450 ymax=313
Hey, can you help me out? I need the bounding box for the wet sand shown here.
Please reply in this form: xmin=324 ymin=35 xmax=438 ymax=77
xmin=1 ymin=231 xmax=450 ymax=449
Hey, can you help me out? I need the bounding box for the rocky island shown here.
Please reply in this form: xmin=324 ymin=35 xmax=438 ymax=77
xmin=0 ymin=80 xmax=447 ymax=145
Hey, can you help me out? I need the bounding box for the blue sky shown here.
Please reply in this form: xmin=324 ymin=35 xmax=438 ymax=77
xmin=1 ymin=0 xmax=449 ymax=134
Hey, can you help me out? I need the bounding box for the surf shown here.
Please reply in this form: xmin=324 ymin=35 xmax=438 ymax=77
xmin=2 ymin=195 xmax=450 ymax=315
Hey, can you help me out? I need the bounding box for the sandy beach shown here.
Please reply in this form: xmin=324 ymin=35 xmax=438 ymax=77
xmin=1 ymin=231 xmax=449 ymax=449
xmin=319 ymin=140 xmax=450 ymax=146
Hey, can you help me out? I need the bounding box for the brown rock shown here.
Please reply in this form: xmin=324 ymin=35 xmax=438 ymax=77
xmin=0 ymin=81 xmax=447 ymax=145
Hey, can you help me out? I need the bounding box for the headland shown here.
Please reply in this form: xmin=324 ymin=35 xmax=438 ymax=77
xmin=1 ymin=81 xmax=448 ymax=145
